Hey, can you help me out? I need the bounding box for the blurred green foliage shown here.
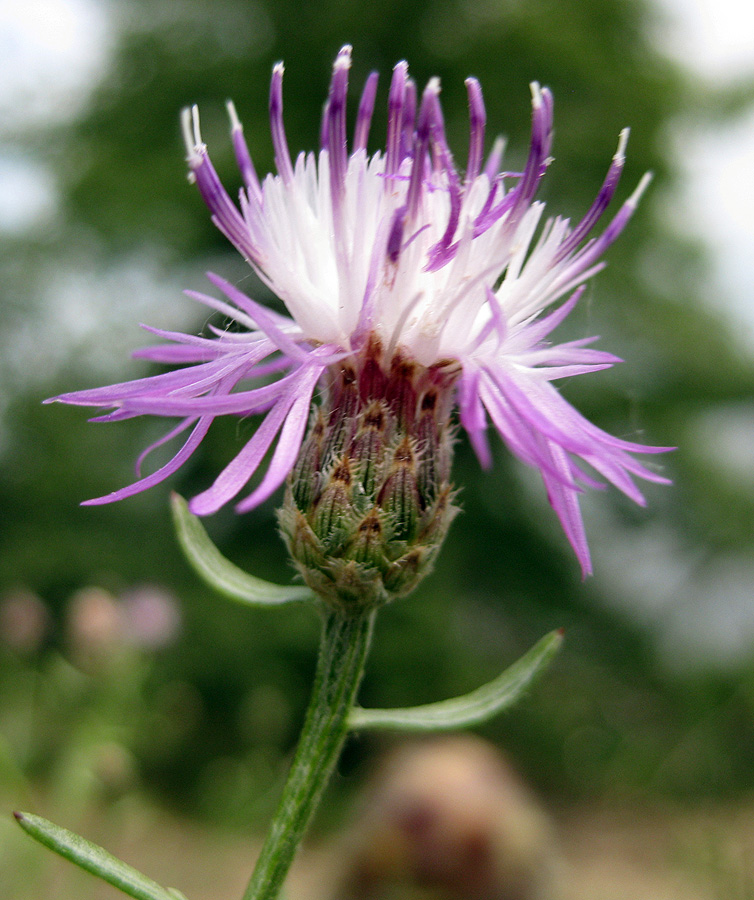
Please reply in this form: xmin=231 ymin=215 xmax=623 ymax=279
xmin=3 ymin=0 xmax=754 ymax=828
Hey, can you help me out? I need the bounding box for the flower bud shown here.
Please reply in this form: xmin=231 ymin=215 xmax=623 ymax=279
xmin=279 ymin=338 xmax=459 ymax=611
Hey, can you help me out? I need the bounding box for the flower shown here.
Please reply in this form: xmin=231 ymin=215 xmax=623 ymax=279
xmin=50 ymin=45 xmax=670 ymax=577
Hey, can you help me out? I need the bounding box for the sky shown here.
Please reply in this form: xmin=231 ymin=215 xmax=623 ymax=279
xmin=0 ymin=0 xmax=111 ymax=130
xmin=654 ymin=0 xmax=754 ymax=347
xmin=0 ymin=0 xmax=112 ymax=231
xmin=657 ymin=0 xmax=754 ymax=78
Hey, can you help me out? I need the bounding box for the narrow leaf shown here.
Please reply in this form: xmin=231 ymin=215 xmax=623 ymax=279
xmin=171 ymin=493 xmax=311 ymax=605
xmin=348 ymin=629 xmax=563 ymax=732
xmin=13 ymin=812 xmax=181 ymax=900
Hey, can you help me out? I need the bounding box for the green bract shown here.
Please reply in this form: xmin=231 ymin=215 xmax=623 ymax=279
xmin=278 ymin=338 xmax=459 ymax=611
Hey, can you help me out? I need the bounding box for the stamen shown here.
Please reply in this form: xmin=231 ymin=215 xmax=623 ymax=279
xmin=615 ymin=126 xmax=629 ymax=162
xmin=425 ymin=83 xmax=464 ymax=271
xmin=471 ymin=177 xmax=500 ymax=234
xmin=226 ymin=100 xmax=262 ymax=202
xmin=483 ymin=135 xmax=505 ymax=180
xmin=179 ymin=110 xmax=259 ymax=262
xmin=465 ymin=77 xmax=486 ymax=183
xmin=181 ymin=105 xmax=204 ymax=168
xmin=386 ymin=61 xmax=408 ymax=177
xmin=226 ymin=99 xmax=241 ymax=132
xmin=269 ymin=62 xmax=295 ymax=184
xmin=554 ymin=128 xmax=630 ymax=262
xmin=514 ymin=83 xmax=553 ymax=209
xmin=401 ymin=78 xmax=418 ymax=161
xmin=334 ymin=44 xmax=353 ymax=72
xmin=428 ymin=79 xmax=446 ymax=178
xmin=327 ymin=46 xmax=353 ymax=305
xmin=386 ymin=207 xmax=406 ymax=262
xmin=473 ymin=178 xmax=518 ymax=237
xmin=530 ymin=80 xmax=543 ymax=109
xmin=549 ymin=171 xmax=654 ymax=295
xmin=354 ymin=71 xmax=379 ymax=152
xmin=405 ymin=78 xmax=439 ymax=220
xmin=627 ymin=170 xmax=653 ymax=207
xmin=327 ymin=45 xmax=351 ymax=197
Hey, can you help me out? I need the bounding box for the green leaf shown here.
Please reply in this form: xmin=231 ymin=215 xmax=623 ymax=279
xmin=13 ymin=812 xmax=183 ymax=900
xmin=170 ymin=493 xmax=312 ymax=606
xmin=348 ymin=628 xmax=563 ymax=732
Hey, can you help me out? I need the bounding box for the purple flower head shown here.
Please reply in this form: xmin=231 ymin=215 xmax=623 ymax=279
xmin=50 ymin=46 xmax=671 ymax=576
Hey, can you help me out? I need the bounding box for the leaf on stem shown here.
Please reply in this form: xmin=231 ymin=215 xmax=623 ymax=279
xmin=13 ymin=812 xmax=183 ymax=900
xmin=171 ymin=493 xmax=312 ymax=606
xmin=348 ymin=628 xmax=563 ymax=732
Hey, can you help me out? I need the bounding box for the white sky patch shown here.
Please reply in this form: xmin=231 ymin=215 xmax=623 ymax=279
xmin=0 ymin=0 xmax=114 ymax=130
xmin=674 ymin=111 xmax=754 ymax=347
xmin=653 ymin=0 xmax=754 ymax=349
xmin=654 ymin=0 xmax=754 ymax=80
xmin=0 ymin=0 xmax=115 ymax=236
xmin=0 ymin=153 xmax=57 ymax=233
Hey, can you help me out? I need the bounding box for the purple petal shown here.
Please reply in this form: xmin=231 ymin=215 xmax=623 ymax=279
xmin=327 ymin=46 xmax=351 ymax=206
xmin=478 ymin=373 xmax=581 ymax=489
xmin=405 ymin=79 xmax=437 ymax=221
xmin=82 ymin=416 xmax=213 ymax=506
xmin=458 ymin=370 xmax=492 ymax=469
xmin=353 ymin=70 xmax=379 ymax=152
xmin=135 ymin=416 xmax=195 ymax=476
xmin=47 ymin=359 xmax=241 ymax=407
xmin=269 ymin=62 xmax=294 ymax=184
xmin=539 ymin=441 xmax=593 ymax=577
xmin=519 ymin=286 xmax=586 ymax=345
xmin=117 ymin=369 xmax=304 ymax=417
xmin=386 ymin=61 xmax=408 ymax=177
xmin=465 ymin=77 xmax=486 ymax=184
xmin=549 ymin=172 xmax=653 ymax=296
xmin=182 ymin=111 xmax=259 ymax=263
xmin=226 ymin=100 xmax=263 ymax=204
xmin=235 ymin=365 xmax=321 ymax=511
xmin=554 ymin=129 xmax=628 ymax=263
xmin=188 ymin=363 xmax=324 ymax=515
xmin=203 ymin=273 xmax=310 ymax=361
xmin=189 ymin=398 xmax=295 ymax=515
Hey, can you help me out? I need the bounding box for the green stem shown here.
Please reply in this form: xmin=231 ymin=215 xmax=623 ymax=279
xmin=242 ymin=607 xmax=375 ymax=900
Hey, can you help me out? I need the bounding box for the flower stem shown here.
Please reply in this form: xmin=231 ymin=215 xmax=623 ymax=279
xmin=242 ymin=607 xmax=375 ymax=900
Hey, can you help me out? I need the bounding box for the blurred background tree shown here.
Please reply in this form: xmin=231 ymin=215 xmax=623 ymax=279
xmin=2 ymin=0 xmax=754 ymax=839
